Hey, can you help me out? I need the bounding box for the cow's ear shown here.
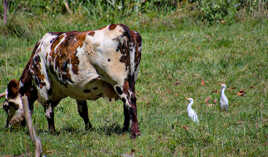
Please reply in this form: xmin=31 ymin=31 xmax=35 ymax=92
xmin=7 ymin=79 xmax=19 ymax=98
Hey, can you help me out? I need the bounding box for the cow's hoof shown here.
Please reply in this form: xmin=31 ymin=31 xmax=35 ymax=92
xmin=49 ymin=129 xmax=59 ymax=135
xmin=130 ymin=131 xmax=141 ymax=139
xmin=85 ymin=124 xmax=93 ymax=131
xmin=122 ymin=126 xmax=129 ymax=132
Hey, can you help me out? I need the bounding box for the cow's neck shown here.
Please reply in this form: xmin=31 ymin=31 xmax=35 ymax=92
xmin=18 ymin=51 xmax=38 ymax=109
xmin=19 ymin=68 xmax=37 ymax=110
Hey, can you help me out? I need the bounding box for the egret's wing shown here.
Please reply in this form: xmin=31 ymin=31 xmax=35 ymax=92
xmin=193 ymin=112 xmax=199 ymax=123
xmin=188 ymin=109 xmax=199 ymax=123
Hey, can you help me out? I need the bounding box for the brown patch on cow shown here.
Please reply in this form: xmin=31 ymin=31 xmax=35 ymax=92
xmin=49 ymin=32 xmax=64 ymax=36
xmin=31 ymin=55 xmax=46 ymax=89
xmin=49 ymin=32 xmax=64 ymax=44
xmin=116 ymin=25 xmax=134 ymax=70
xmin=88 ymin=31 xmax=95 ymax=36
xmin=50 ymin=34 xmax=65 ymax=55
xmin=123 ymin=81 xmax=129 ymax=93
xmin=7 ymin=80 xmax=19 ymax=98
xmin=118 ymin=40 xmax=130 ymax=69
xmin=109 ymin=24 xmax=117 ymax=30
xmin=49 ymin=31 xmax=87 ymax=84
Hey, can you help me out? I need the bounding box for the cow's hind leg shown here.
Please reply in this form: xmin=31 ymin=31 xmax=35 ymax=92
xmin=114 ymin=81 xmax=140 ymax=138
xmin=76 ymin=100 xmax=92 ymax=130
xmin=122 ymin=104 xmax=130 ymax=132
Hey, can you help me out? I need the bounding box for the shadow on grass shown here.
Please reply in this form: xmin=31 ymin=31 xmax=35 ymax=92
xmin=58 ymin=123 xmax=127 ymax=136
xmin=60 ymin=127 xmax=81 ymax=134
xmin=0 ymin=126 xmax=27 ymax=133
xmin=36 ymin=123 xmax=127 ymax=136
xmin=94 ymin=123 xmax=127 ymax=136
xmin=37 ymin=127 xmax=80 ymax=136
xmin=37 ymin=129 xmax=59 ymax=135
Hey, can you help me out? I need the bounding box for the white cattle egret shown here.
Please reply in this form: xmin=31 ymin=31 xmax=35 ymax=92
xmin=220 ymin=83 xmax=229 ymax=111
xmin=186 ymin=98 xmax=199 ymax=123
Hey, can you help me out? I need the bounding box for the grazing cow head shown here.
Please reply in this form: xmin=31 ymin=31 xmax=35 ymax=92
xmin=1 ymin=80 xmax=25 ymax=128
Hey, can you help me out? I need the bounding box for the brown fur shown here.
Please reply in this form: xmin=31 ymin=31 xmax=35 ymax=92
xmin=49 ymin=31 xmax=87 ymax=83
xmin=88 ymin=31 xmax=95 ymax=36
xmin=109 ymin=24 xmax=117 ymax=30
xmin=7 ymin=80 xmax=19 ymax=98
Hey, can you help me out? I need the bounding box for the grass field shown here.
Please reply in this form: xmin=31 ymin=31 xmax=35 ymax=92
xmin=0 ymin=12 xmax=268 ymax=156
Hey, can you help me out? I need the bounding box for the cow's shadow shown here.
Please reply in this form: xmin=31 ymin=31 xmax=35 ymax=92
xmin=37 ymin=123 xmax=127 ymax=136
xmin=94 ymin=123 xmax=126 ymax=136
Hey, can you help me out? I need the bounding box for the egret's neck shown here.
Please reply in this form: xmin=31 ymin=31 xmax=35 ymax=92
xmin=221 ymin=87 xmax=225 ymax=95
xmin=187 ymin=101 xmax=193 ymax=109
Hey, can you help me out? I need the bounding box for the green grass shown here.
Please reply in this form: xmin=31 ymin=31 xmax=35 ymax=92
xmin=0 ymin=12 xmax=268 ymax=156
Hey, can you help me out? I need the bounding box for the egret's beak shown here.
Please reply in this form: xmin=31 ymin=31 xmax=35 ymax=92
xmin=219 ymin=83 xmax=225 ymax=86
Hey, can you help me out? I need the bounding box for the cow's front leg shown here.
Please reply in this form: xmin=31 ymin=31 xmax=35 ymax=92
xmin=44 ymin=102 xmax=56 ymax=133
xmin=76 ymin=100 xmax=92 ymax=130
xmin=114 ymin=82 xmax=140 ymax=138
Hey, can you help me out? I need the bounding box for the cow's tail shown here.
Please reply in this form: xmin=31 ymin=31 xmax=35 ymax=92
xmin=120 ymin=25 xmax=142 ymax=78
xmin=131 ymin=31 xmax=142 ymax=82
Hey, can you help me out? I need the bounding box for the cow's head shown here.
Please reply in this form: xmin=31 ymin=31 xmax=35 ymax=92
xmin=0 ymin=80 xmax=25 ymax=128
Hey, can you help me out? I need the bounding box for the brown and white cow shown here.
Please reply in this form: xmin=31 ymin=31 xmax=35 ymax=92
xmin=0 ymin=24 xmax=142 ymax=138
